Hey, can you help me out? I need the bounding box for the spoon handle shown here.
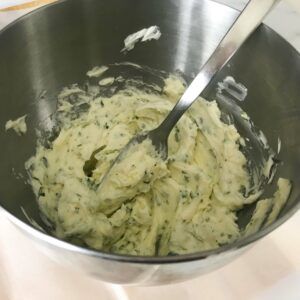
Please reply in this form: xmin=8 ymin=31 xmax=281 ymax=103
xmin=157 ymin=0 xmax=280 ymax=136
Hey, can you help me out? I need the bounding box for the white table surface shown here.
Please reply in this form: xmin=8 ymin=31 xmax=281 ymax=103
xmin=0 ymin=1 xmax=300 ymax=299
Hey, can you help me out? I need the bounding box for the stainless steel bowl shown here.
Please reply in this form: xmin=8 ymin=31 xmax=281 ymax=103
xmin=0 ymin=0 xmax=299 ymax=285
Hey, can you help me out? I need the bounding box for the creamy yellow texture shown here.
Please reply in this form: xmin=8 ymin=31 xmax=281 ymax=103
xmin=243 ymin=178 xmax=291 ymax=236
xmin=5 ymin=115 xmax=27 ymax=135
xmin=26 ymin=72 xmax=291 ymax=256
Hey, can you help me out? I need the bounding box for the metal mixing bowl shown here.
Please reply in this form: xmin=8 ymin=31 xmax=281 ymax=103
xmin=0 ymin=0 xmax=299 ymax=285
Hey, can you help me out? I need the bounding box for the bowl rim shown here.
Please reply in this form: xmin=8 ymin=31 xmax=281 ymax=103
xmin=0 ymin=0 xmax=299 ymax=264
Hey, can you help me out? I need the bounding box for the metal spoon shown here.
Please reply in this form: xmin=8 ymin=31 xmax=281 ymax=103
xmin=97 ymin=0 xmax=280 ymax=183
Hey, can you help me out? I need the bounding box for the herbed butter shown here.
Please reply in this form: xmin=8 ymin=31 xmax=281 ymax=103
xmin=25 ymin=71 xmax=291 ymax=256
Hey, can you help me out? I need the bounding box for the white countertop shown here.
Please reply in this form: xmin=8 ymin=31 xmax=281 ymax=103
xmin=0 ymin=1 xmax=300 ymax=299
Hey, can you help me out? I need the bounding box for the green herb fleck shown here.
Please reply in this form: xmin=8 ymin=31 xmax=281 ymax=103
xmin=83 ymin=145 xmax=106 ymax=177
xmin=174 ymin=127 xmax=180 ymax=143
